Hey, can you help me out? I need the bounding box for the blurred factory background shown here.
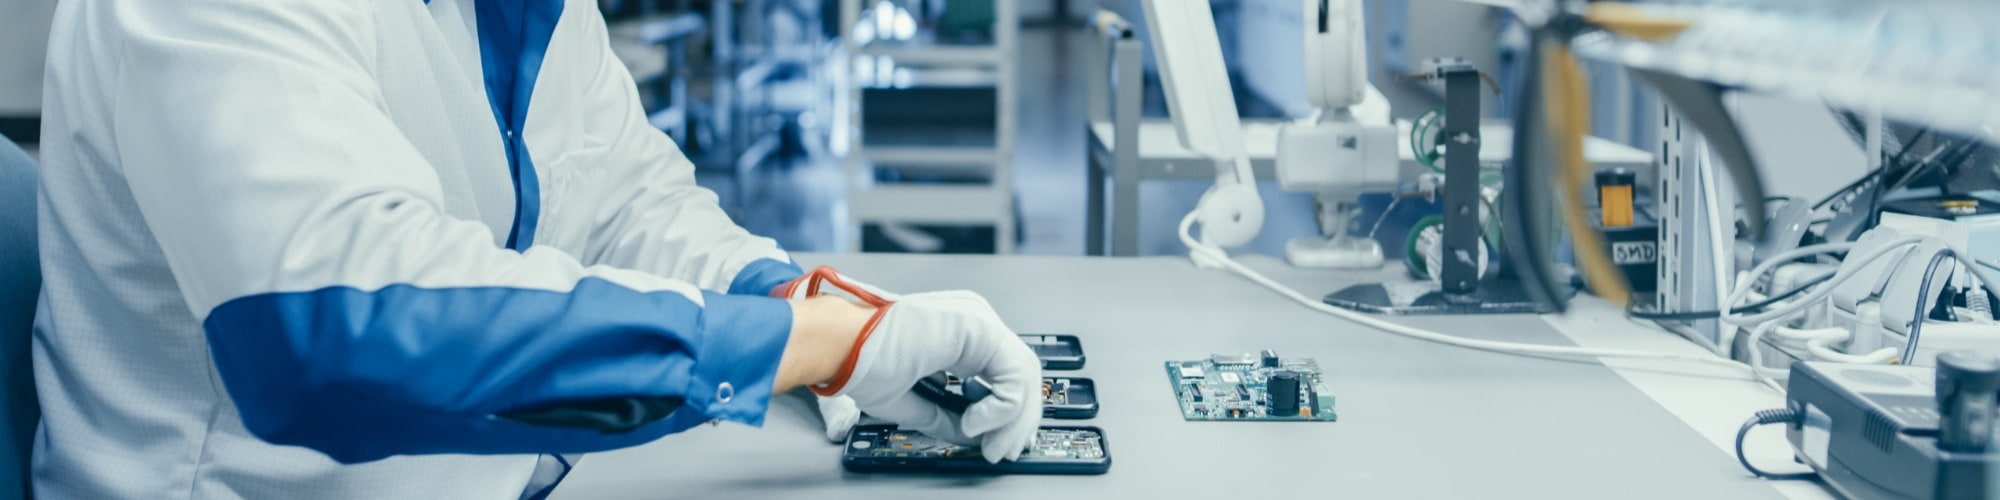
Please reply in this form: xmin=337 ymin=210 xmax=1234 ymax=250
xmin=0 ymin=0 xmax=1870 ymax=258
xmin=588 ymin=0 xmax=1521 ymax=256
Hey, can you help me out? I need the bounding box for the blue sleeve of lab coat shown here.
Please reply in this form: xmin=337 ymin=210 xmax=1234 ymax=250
xmin=204 ymin=282 xmax=791 ymax=464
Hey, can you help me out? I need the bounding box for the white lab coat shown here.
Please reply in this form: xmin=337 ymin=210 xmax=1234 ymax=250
xmin=34 ymin=0 xmax=803 ymax=498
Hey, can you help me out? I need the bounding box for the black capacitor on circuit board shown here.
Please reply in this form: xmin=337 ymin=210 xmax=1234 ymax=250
xmin=1268 ymin=370 xmax=1300 ymax=416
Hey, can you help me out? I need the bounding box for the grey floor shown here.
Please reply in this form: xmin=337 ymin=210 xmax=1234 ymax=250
xmin=702 ymin=24 xmax=1323 ymax=257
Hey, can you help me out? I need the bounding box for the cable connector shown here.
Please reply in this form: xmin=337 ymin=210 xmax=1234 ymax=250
xmin=1735 ymin=408 xmax=1817 ymax=481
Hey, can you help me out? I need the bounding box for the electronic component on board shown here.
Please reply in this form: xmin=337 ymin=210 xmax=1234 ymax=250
xmin=1268 ymin=370 xmax=1301 ymax=416
xmin=1164 ymin=351 xmax=1336 ymax=422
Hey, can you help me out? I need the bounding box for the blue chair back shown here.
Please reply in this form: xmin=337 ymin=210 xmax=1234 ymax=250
xmin=0 ymin=136 xmax=39 ymax=499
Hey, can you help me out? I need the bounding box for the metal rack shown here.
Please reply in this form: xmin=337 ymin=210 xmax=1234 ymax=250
xmin=1569 ymin=2 xmax=2000 ymax=143
xmin=715 ymin=0 xmax=839 ymax=203
xmin=838 ymin=0 xmax=1019 ymax=253
xmin=1564 ymin=1 xmax=2000 ymax=347
xmin=619 ymin=12 xmax=708 ymax=147
xmin=615 ymin=0 xmax=836 ymax=172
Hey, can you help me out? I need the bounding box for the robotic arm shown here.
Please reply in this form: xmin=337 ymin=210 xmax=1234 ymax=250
xmin=1142 ymin=0 xmax=1393 ymax=258
xmin=1140 ymin=0 xmax=1265 ymax=250
xmin=1303 ymin=0 xmax=1367 ymax=114
xmin=1279 ymin=0 xmax=1399 ymax=268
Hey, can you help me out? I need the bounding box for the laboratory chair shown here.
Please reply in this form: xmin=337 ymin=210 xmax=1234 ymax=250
xmin=0 ymin=134 xmax=39 ymax=500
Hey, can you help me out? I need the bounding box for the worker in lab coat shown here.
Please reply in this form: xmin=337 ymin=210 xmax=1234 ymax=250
xmin=31 ymin=0 xmax=1041 ymax=498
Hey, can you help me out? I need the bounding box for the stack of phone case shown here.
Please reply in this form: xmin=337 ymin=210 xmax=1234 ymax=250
xmin=843 ymin=333 xmax=1111 ymax=475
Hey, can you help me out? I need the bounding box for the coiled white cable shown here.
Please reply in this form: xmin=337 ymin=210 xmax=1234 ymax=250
xmin=1741 ymin=322 xmax=1793 ymax=388
xmin=1177 ymin=212 xmax=1785 ymax=393
xmin=1725 ymin=235 xmax=2000 ymax=373
xmin=1725 ymin=240 xmax=1917 ymax=381
xmin=1807 ymin=336 xmax=1898 ymax=364
xmin=1770 ymin=325 xmax=1846 ymax=341
xmin=1766 ymin=325 xmax=1899 ymax=364
xmin=1721 ymin=238 xmax=1925 ymax=325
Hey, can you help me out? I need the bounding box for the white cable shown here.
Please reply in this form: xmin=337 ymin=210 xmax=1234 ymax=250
xmin=1176 ymin=212 xmax=1786 ymax=394
xmin=1968 ymin=276 xmax=1993 ymax=321
xmin=1731 ymin=242 xmax=2000 ymax=371
xmin=1721 ymin=241 xmax=1858 ymax=313
xmin=1767 ymin=325 xmax=1898 ymax=364
xmin=1728 ymin=240 xmax=1914 ymax=374
xmin=1699 ymin=145 xmax=1739 ymax=352
xmin=1770 ymin=325 xmax=1846 ymax=341
xmin=1807 ymin=336 xmax=1898 ymax=364
xmin=1958 ymin=256 xmax=2000 ymax=304
xmin=1719 ymin=236 xmax=2000 ymax=326
xmin=1740 ymin=321 xmax=1794 ymax=390
xmin=1721 ymin=238 xmax=1926 ymax=325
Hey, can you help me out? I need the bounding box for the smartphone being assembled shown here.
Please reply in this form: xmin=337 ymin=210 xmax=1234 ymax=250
xmin=914 ymin=374 xmax=1099 ymax=419
xmin=841 ymin=424 xmax=1111 ymax=475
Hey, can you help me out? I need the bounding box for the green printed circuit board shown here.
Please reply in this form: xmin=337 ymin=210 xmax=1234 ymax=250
xmin=1165 ymin=351 xmax=1337 ymax=421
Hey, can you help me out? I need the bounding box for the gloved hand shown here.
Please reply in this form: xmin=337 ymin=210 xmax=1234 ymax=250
xmin=811 ymin=392 xmax=861 ymax=443
xmin=772 ymin=267 xmax=884 ymax=443
xmin=779 ymin=266 xmax=1042 ymax=462
xmin=817 ymin=290 xmax=1043 ymax=463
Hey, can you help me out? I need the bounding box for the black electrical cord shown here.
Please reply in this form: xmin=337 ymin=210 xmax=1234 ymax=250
xmin=1877 ymin=137 xmax=1978 ymax=205
xmin=1812 ymin=127 xmax=1932 ymax=211
xmin=1940 ymin=139 xmax=1986 ymax=169
xmin=1866 ymin=128 xmax=1935 ymax=226
xmin=1626 ymin=272 xmax=1835 ymax=321
xmin=1885 ymin=127 xmax=1933 ymax=175
xmin=1812 ymin=175 xmax=1874 ymax=211
xmin=1900 ymin=249 xmax=1955 ymax=365
xmin=1866 ymin=165 xmax=1893 ymax=228
xmin=1853 ymin=133 xmax=1986 ymax=233
xmin=1497 ymin=29 xmax=1564 ymax=313
xmin=1735 ymin=408 xmax=1817 ymax=480
xmin=1901 ymin=140 xmax=1987 ymax=195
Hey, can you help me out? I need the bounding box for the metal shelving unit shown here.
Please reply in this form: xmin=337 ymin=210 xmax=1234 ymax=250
xmin=1569 ymin=2 xmax=2000 ymax=143
xmin=838 ymin=0 xmax=1018 ymax=253
xmin=1558 ymin=1 xmax=2000 ymax=347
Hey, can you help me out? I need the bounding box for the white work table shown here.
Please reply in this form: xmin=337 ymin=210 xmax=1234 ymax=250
xmin=551 ymin=254 xmax=1831 ymax=499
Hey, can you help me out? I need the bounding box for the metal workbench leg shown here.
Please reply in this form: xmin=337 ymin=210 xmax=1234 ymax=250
xmin=1111 ymin=160 xmax=1140 ymax=257
xmin=1086 ymin=132 xmax=1106 ymax=256
xmin=1108 ymin=35 xmax=1142 ymax=257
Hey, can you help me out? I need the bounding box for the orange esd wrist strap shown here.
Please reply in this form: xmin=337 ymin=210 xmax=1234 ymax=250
xmin=778 ymin=266 xmax=894 ymax=396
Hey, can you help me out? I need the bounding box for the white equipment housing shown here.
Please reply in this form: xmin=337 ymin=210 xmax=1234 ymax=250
xmin=1757 ymin=225 xmax=2000 ymax=370
xmin=1276 ymin=0 xmax=1397 ymax=268
xmin=1141 ymin=0 xmax=1264 ymax=249
xmin=1303 ymin=0 xmax=1366 ymax=111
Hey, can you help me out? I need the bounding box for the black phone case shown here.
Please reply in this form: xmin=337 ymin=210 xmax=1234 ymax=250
xmin=1021 ymin=334 xmax=1085 ymax=370
xmin=841 ymin=424 xmax=1111 ymax=475
xmin=1045 ymin=377 xmax=1097 ymax=419
xmin=912 ymin=376 xmax=1098 ymax=419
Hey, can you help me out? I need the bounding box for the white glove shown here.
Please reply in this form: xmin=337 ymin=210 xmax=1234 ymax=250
xmin=813 ymin=394 xmax=860 ymax=443
xmin=772 ymin=267 xmax=882 ymax=442
xmin=818 ymin=291 xmax=1043 ymax=463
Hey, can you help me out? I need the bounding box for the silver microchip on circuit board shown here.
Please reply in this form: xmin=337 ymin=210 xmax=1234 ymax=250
xmin=1210 ymin=353 xmax=1257 ymax=365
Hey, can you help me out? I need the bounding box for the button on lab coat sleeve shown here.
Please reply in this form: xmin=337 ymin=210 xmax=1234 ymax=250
xmin=533 ymin=4 xmax=803 ymax=297
xmin=105 ymin=0 xmax=790 ymax=463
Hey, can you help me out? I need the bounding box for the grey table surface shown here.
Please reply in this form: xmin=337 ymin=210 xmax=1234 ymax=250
xmin=550 ymin=254 xmax=1784 ymax=499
